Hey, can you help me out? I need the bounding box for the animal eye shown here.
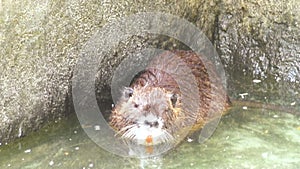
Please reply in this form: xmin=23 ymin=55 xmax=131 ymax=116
xmin=153 ymin=121 xmax=159 ymax=127
xmin=170 ymin=94 xmax=177 ymax=107
xmin=124 ymin=87 xmax=134 ymax=99
xmin=134 ymin=103 xmax=139 ymax=108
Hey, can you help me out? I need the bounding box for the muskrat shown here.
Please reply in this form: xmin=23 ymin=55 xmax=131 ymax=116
xmin=109 ymin=50 xmax=231 ymax=145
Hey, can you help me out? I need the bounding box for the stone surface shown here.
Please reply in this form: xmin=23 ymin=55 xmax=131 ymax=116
xmin=0 ymin=0 xmax=217 ymax=143
xmin=215 ymin=0 xmax=300 ymax=104
xmin=1 ymin=0 xmax=299 ymax=143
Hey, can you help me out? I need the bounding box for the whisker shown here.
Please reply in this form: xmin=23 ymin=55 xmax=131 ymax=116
xmin=160 ymin=130 xmax=174 ymax=143
xmin=122 ymin=126 xmax=138 ymax=139
xmin=115 ymin=124 xmax=136 ymax=136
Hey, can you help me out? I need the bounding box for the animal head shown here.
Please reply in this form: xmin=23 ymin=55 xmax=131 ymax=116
xmin=110 ymin=86 xmax=181 ymax=145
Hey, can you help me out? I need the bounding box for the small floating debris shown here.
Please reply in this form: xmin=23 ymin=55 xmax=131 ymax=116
xmin=75 ymin=147 xmax=80 ymax=151
xmin=235 ymin=155 xmax=242 ymax=159
xmin=187 ymin=137 xmax=193 ymax=142
xmin=261 ymin=152 xmax=268 ymax=158
xmin=74 ymin=130 xmax=78 ymax=134
xmin=253 ymin=79 xmax=262 ymax=83
xmin=242 ymin=106 xmax=248 ymax=110
xmin=94 ymin=125 xmax=101 ymax=131
xmin=24 ymin=149 xmax=31 ymax=153
xmin=290 ymin=102 xmax=296 ymax=106
xmin=273 ymin=115 xmax=279 ymax=118
xmin=49 ymin=160 xmax=54 ymax=166
xmin=7 ymin=164 xmax=11 ymax=167
xmin=88 ymin=163 xmax=94 ymax=168
xmin=239 ymin=93 xmax=248 ymax=99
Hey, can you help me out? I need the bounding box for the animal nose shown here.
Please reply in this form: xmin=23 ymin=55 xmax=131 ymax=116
xmin=144 ymin=121 xmax=159 ymax=128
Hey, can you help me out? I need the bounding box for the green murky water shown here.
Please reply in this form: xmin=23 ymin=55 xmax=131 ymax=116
xmin=0 ymin=105 xmax=299 ymax=169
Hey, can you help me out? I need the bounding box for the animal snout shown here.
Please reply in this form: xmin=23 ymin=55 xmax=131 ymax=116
xmin=144 ymin=120 xmax=159 ymax=128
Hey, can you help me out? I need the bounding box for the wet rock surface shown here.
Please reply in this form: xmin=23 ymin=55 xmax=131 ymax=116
xmin=0 ymin=0 xmax=217 ymax=143
xmin=1 ymin=0 xmax=299 ymax=143
xmin=216 ymin=0 xmax=300 ymax=104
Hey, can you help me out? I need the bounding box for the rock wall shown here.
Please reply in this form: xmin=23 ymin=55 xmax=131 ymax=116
xmin=0 ymin=0 xmax=299 ymax=143
xmin=216 ymin=0 xmax=300 ymax=104
xmin=0 ymin=0 xmax=217 ymax=143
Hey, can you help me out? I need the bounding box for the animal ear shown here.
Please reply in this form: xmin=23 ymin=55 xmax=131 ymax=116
xmin=169 ymin=93 xmax=178 ymax=108
xmin=123 ymin=87 xmax=134 ymax=99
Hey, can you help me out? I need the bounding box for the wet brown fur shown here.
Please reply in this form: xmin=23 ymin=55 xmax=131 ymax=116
xmin=109 ymin=50 xmax=231 ymax=138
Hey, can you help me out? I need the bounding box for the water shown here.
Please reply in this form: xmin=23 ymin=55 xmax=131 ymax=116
xmin=0 ymin=105 xmax=299 ymax=169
